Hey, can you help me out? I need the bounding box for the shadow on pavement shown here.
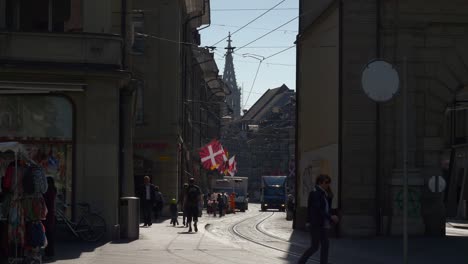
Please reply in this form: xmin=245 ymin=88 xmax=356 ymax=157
xmin=285 ymin=226 xmax=468 ymax=264
xmin=54 ymin=224 xmax=107 ymax=262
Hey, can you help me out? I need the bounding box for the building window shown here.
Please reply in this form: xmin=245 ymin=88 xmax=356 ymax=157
xmin=135 ymin=81 xmax=144 ymax=125
xmin=0 ymin=95 xmax=74 ymax=218
xmin=455 ymin=108 xmax=467 ymax=145
xmin=132 ymin=13 xmax=145 ymax=54
xmin=3 ymin=0 xmax=80 ymax=32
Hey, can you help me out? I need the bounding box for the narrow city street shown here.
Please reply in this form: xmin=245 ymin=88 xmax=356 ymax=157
xmin=48 ymin=203 xmax=468 ymax=264
xmin=52 ymin=204 xmax=301 ymax=264
xmin=205 ymin=204 xmax=306 ymax=263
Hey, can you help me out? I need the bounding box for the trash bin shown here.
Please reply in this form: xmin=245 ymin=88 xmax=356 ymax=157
xmin=120 ymin=197 xmax=140 ymax=240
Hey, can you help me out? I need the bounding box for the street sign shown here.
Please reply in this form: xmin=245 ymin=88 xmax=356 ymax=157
xmin=428 ymin=176 xmax=446 ymax=193
xmin=362 ymin=60 xmax=400 ymax=102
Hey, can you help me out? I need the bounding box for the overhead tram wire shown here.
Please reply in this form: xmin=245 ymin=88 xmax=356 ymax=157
xmin=235 ymin=7 xmax=316 ymax=53
xmin=215 ymin=57 xmax=294 ymax=67
xmin=240 ymin=46 xmax=296 ymax=110
xmin=242 ymin=59 xmax=263 ymax=110
xmin=211 ymin=24 xmax=297 ymax=33
xmin=210 ymin=0 xmax=287 ymax=47
xmin=135 ymin=32 xmax=195 ymax=46
xmin=235 ymin=17 xmax=298 ymax=53
xmin=231 ymin=52 xmax=295 ymax=66
xmin=211 ymin=8 xmax=298 ymax=11
xmin=264 ymin=45 xmax=295 ymax=60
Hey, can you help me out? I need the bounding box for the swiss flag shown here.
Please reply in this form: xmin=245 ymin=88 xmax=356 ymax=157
xmin=199 ymin=140 xmax=226 ymax=170
xmin=217 ymin=147 xmax=229 ymax=173
xmin=227 ymin=155 xmax=237 ymax=176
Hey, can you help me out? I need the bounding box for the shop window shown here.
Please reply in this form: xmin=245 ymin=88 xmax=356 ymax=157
xmin=0 ymin=95 xmax=73 ymax=217
xmin=4 ymin=0 xmax=80 ymax=32
xmin=132 ymin=13 xmax=145 ymax=54
xmin=454 ymin=108 xmax=467 ymax=145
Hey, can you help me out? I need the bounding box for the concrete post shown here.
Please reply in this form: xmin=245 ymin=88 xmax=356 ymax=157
xmin=121 ymin=86 xmax=136 ymax=197
xmin=0 ymin=0 xmax=6 ymax=29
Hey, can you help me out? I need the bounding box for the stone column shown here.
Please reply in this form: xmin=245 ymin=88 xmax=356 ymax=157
xmin=120 ymin=86 xmax=136 ymax=197
xmin=0 ymin=0 xmax=6 ymax=29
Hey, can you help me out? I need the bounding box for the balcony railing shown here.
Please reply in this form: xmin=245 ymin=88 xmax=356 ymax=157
xmin=0 ymin=32 xmax=122 ymax=67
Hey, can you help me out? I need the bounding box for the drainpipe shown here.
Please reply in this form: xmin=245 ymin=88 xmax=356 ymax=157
xmin=338 ymin=0 xmax=344 ymax=225
xmin=293 ymin=0 xmax=304 ymax=231
xmin=181 ymin=0 xmax=209 ymax=184
xmin=293 ymin=37 xmax=300 ymax=230
xmin=375 ymin=0 xmax=382 ymax=236
xmin=121 ymin=0 xmax=127 ymax=69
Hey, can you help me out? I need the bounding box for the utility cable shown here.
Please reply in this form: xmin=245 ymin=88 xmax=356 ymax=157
xmin=136 ymin=32 xmax=194 ymax=46
xmin=242 ymin=60 xmax=263 ymax=109
xmin=235 ymin=7 xmax=316 ymax=52
xmin=211 ymin=24 xmax=297 ymax=33
xmin=215 ymin=57 xmax=294 ymax=67
xmin=210 ymin=0 xmax=287 ymax=47
xmin=212 ymin=8 xmax=297 ymax=12
xmin=264 ymin=45 xmax=295 ymax=60
xmin=239 ymin=46 xmax=295 ymax=109
xmin=235 ymin=17 xmax=297 ymax=52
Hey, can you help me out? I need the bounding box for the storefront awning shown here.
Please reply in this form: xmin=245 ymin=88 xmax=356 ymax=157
xmin=0 ymin=81 xmax=86 ymax=94
xmin=0 ymin=142 xmax=26 ymax=154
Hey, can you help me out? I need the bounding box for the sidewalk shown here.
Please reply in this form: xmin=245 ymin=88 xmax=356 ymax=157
xmin=52 ymin=213 xmax=289 ymax=264
xmin=48 ymin=211 xmax=468 ymax=264
xmin=263 ymin=213 xmax=468 ymax=264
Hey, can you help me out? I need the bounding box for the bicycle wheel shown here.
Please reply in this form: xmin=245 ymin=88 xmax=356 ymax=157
xmin=76 ymin=213 xmax=107 ymax=242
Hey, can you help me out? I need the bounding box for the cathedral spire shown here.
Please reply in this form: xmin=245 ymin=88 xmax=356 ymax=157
xmin=223 ymin=33 xmax=241 ymax=119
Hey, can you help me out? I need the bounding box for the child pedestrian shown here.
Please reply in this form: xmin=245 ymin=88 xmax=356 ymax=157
xmin=169 ymin=198 xmax=179 ymax=227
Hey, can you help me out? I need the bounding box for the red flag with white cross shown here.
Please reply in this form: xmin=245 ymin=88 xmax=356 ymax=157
xmin=199 ymin=140 xmax=226 ymax=170
xmin=227 ymin=155 xmax=237 ymax=176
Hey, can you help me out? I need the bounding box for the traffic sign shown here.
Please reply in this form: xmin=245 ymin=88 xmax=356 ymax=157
xmin=428 ymin=176 xmax=446 ymax=193
xmin=362 ymin=60 xmax=400 ymax=102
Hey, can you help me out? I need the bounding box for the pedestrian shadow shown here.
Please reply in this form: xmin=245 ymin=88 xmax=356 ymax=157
xmin=53 ymin=225 xmax=107 ymax=262
xmin=177 ymin=231 xmax=197 ymax=234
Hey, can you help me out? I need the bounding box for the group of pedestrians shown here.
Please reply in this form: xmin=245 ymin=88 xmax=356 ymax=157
xmin=140 ymin=176 xmax=202 ymax=233
xmin=139 ymin=173 xmax=339 ymax=264
xmin=206 ymin=193 xmax=227 ymax=217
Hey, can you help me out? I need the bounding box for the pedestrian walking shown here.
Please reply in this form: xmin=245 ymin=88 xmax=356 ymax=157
xmin=153 ymin=186 xmax=164 ymax=221
xmin=230 ymin=192 xmax=236 ymax=214
xmin=180 ymin=183 xmax=189 ymax=227
xmin=298 ymin=174 xmax=339 ymax=264
xmin=184 ymin=178 xmax=202 ymax=232
xmin=217 ymin=193 xmax=224 ymax=217
xmin=169 ymin=198 xmax=179 ymax=226
xmin=140 ymin=176 xmax=157 ymax=227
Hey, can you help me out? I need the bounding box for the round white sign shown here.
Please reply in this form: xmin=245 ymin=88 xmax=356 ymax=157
xmin=428 ymin=176 xmax=446 ymax=193
xmin=361 ymin=60 xmax=400 ymax=102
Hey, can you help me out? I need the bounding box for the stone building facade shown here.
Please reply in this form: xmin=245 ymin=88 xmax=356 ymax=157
xmin=297 ymin=0 xmax=468 ymax=236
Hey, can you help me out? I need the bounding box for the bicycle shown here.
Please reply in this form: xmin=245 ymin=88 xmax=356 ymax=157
xmin=56 ymin=202 xmax=107 ymax=242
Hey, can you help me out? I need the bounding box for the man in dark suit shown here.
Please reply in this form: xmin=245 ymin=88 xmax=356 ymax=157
xmin=140 ymin=176 xmax=157 ymax=227
xmin=184 ymin=178 xmax=202 ymax=232
xmin=298 ymin=174 xmax=339 ymax=264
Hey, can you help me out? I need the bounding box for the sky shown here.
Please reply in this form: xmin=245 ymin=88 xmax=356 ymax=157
xmin=200 ymin=0 xmax=298 ymax=111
